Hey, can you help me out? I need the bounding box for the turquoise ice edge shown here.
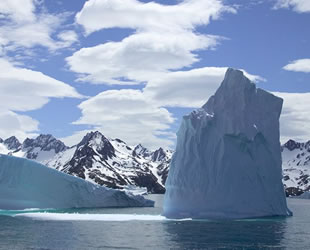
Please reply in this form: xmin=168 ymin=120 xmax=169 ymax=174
xmin=0 ymin=208 xmax=289 ymax=223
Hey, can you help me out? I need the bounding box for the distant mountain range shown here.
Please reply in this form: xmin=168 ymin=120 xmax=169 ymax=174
xmin=0 ymin=132 xmax=308 ymax=196
xmin=0 ymin=131 xmax=171 ymax=194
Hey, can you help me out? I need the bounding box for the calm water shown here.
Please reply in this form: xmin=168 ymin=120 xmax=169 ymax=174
xmin=0 ymin=195 xmax=309 ymax=249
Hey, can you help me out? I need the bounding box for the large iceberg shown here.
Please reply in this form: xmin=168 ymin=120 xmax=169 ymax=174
xmin=163 ymin=68 xmax=292 ymax=219
xmin=0 ymin=154 xmax=154 ymax=210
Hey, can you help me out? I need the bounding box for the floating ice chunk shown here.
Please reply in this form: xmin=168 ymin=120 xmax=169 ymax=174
xmin=0 ymin=154 xmax=154 ymax=210
xmin=14 ymin=213 xmax=171 ymax=221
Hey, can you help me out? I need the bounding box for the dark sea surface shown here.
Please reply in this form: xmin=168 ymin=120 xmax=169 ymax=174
xmin=0 ymin=195 xmax=309 ymax=249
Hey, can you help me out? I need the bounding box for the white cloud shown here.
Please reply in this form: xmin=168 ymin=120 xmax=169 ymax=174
xmin=76 ymin=0 xmax=235 ymax=35
xmin=283 ymin=58 xmax=310 ymax=73
xmin=0 ymin=111 xmax=39 ymax=142
xmin=68 ymin=0 xmax=235 ymax=85
xmin=0 ymin=0 xmax=35 ymax=23
xmin=0 ymin=0 xmax=78 ymax=57
xmin=274 ymin=92 xmax=310 ymax=143
xmin=73 ymin=89 xmax=175 ymax=149
xmin=57 ymin=30 xmax=79 ymax=48
xmin=274 ymin=0 xmax=310 ymax=13
xmin=144 ymin=67 xmax=265 ymax=108
xmin=0 ymin=58 xmax=82 ymax=141
xmin=67 ymin=32 xmax=220 ymax=85
xmin=67 ymin=0 xmax=274 ymax=148
xmin=0 ymin=58 xmax=82 ymax=112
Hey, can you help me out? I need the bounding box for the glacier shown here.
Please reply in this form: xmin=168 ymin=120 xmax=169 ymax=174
xmin=163 ymin=68 xmax=292 ymax=219
xmin=0 ymin=154 xmax=154 ymax=210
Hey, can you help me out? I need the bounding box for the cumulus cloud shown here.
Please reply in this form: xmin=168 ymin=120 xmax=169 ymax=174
xmin=64 ymin=0 xmax=241 ymax=147
xmin=0 ymin=0 xmax=82 ymax=141
xmin=0 ymin=58 xmax=82 ymax=141
xmin=0 ymin=111 xmax=39 ymax=142
xmin=274 ymin=92 xmax=310 ymax=143
xmin=72 ymin=89 xmax=175 ymax=149
xmin=67 ymin=32 xmax=220 ymax=85
xmin=0 ymin=0 xmax=35 ymax=22
xmin=283 ymin=58 xmax=310 ymax=73
xmin=0 ymin=0 xmax=78 ymax=57
xmin=274 ymin=0 xmax=310 ymax=13
xmin=68 ymin=0 xmax=235 ymax=85
xmin=67 ymin=0 xmax=275 ymax=148
xmin=76 ymin=0 xmax=234 ymax=34
xmin=57 ymin=30 xmax=79 ymax=48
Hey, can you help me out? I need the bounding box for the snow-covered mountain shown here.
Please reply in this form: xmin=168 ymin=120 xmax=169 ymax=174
xmin=0 ymin=132 xmax=171 ymax=194
xmin=3 ymin=136 xmax=21 ymax=151
xmin=282 ymin=139 xmax=310 ymax=196
xmin=0 ymin=134 xmax=67 ymax=164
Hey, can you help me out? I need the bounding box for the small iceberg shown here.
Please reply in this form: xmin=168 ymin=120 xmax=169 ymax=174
xmin=0 ymin=154 xmax=154 ymax=210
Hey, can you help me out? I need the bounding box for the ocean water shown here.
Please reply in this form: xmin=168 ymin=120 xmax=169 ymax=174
xmin=0 ymin=195 xmax=309 ymax=249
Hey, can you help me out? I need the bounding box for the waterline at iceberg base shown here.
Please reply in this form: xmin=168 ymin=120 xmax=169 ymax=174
xmin=163 ymin=68 xmax=292 ymax=219
xmin=0 ymin=154 xmax=154 ymax=210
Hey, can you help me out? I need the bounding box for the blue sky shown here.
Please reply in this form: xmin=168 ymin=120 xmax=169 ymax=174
xmin=0 ymin=0 xmax=309 ymax=149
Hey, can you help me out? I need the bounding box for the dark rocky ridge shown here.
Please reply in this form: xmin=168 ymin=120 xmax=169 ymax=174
xmin=60 ymin=131 xmax=168 ymax=193
xmin=4 ymin=136 xmax=21 ymax=150
xmin=22 ymin=134 xmax=67 ymax=159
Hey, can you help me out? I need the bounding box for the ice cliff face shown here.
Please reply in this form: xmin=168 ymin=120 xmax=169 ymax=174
xmin=0 ymin=154 xmax=154 ymax=210
xmin=163 ymin=68 xmax=291 ymax=219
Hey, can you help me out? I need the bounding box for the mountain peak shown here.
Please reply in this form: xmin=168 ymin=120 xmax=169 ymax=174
xmin=80 ymin=131 xmax=106 ymax=142
xmin=4 ymin=136 xmax=21 ymax=150
xmin=133 ymin=143 xmax=151 ymax=158
xmin=22 ymin=134 xmax=67 ymax=154
xmin=77 ymin=131 xmax=115 ymax=160
xmin=151 ymin=147 xmax=166 ymax=162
